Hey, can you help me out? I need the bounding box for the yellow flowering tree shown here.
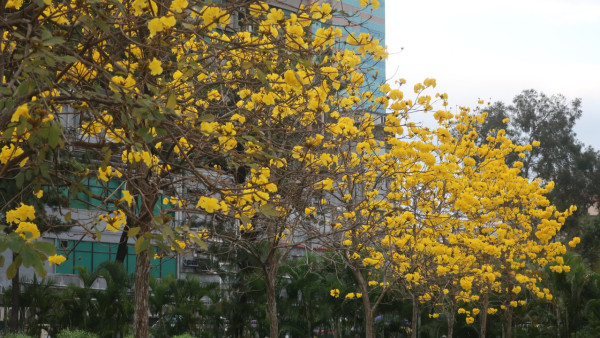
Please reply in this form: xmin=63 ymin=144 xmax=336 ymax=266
xmin=306 ymin=79 xmax=444 ymax=337
xmin=397 ymin=106 xmax=575 ymax=338
xmin=325 ymin=81 xmax=580 ymax=338
xmin=433 ymin=109 xmax=576 ymax=338
xmin=2 ymin=0 xmax=387 ymax=336
xmin=3 ymin=1 xmax=578 ymax=337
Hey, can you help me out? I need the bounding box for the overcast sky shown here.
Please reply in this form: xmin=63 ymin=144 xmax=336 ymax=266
xmin=385 ymin=0 xmax=600 ymax=149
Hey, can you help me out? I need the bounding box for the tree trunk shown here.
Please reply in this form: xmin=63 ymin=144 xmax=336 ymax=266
xmin=447 ymin=310 xmax=456 ymax=338
xmin=348 ymin=260 xmax=376 ymax=338
xmin=447 ymin=296 xmax=458 ymax=338
xmin=556 ymin=300 xmax=561 ymax=338
xmin=9 ymin=254 xmax=19 ymax=333
xmin=364 ymin=304 xmax=374 ymax=338
xmin=333 ymin=319 xmax=339 ymax=338
xmin=131 ymin=164 xmax=157 ymax=338
xmin=359 ymin=281 xmax=374 ymax=338
xmin=411 ymin=294 xmax=419 ymax=338
xmin=565 ymin=302 xmax=569 ymax=337
xmin=481 ymin=292 xmax=489 ymax=338
xmin=133 ymin=248 xmax=150 ymax=338
xmin=265 ymin=266 xmax=279 ymax=338
xmin=506 ymin=306 xmax=513 ymax=338
xmin=305 ymin=302 xmax=312 ymax=337
xmin=115 ymin=216 xmax=131 ymax=263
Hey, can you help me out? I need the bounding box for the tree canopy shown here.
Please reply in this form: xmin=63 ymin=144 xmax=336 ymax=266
xmin=0 ymin=1 xmax=583 ymax=337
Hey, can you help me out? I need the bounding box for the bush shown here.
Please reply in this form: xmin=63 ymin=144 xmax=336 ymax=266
xmin=172 ymin=334 xmax=193 ymax=338
xmin=4 ymin=334 xmax=33 ymax=338
xmin=56 ymin=329 xmax=99 ymax=338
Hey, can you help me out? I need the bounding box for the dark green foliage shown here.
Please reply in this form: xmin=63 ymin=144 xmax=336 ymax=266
xmin=52 ymin=262 xmax=133 ymax=337
xmin=477 ymin=90 xmax=600 ymax=267
xmin=278 ymin=255 xmax=342 ymax=337
xmin=478 ymin=90 xmax=600 ymax=213
xmin=3 ymin=334 xmax=33 ymax=338
xmin=56 ymin=330 xmax=100 ymax=338
xmin=149 ymin=275 xmax=221 ymax=337
xmin=8 ymin=246 xmax=600 ymax=337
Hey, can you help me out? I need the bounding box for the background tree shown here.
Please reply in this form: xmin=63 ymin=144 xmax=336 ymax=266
xmin=478 ymin=90 xmax=600 ymax=220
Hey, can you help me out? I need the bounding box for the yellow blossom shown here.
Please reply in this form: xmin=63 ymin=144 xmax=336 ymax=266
xmin=171 ymin=240 xmax=186 ymax=250
xmin=197 ymin=196 xmax=221 ymax=213
xmin=121 ymin=190 xmax=134 ymax=207
xmin=99 ymin=210 xmax=127 ymax=232
xmin=147 ymin=18 xmax=163 ymax=37
xmin=6 ymin=203 xmax=36 ymax=224
xmin=160 ymin=16 xmax=176 ymax=29
xmin=207 ymin=89 xmax=221 ymax=101
xmin=170 ymin=0 xmax=188 ymax=13
xmin=0 ymin=144 xmax=26 ymax=166
xmin=15 ymin=222 xmax=40 ymax=242
xmin=568 ymin=237 xmax=580 ymax=247
xmin=11 ymin=104 xmax=30 ymax=122
xmin=148 ymin=58 xmax=163 ymax=75
xmin=49 ymin=254 xmax=67 ymax=266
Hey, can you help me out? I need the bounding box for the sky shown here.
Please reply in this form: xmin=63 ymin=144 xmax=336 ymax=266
xmin=385 ymin=0 xmax=600 ymax=149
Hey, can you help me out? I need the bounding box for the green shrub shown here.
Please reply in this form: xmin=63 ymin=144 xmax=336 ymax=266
xmin=172 ymin=334 xmax=193 ymax=338
xmin=4 ymin=333 xmax=33 ymax=338
xmin=56 ymin=329 xmax=99 ymax=338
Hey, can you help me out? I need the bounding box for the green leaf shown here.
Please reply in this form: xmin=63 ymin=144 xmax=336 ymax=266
xmin=255 ymin=68 xmax=267 ymax=85
xmin=240 ymin=214 xmax=250 ymax=226
xmin=102 ymin=148 xmax=112 ymax=168
xmin=128 ymin=227 xmax=141 ymax=238
xmin=135 ymin=127 xmax=149 ymax=137
xmin=6 ymin=233 xmax=24 ymax=253
xmin=33 ymin=260 xmax=47 ymax=278
xmin=47 ymin=125 xmax=61 ymax=148
xmin=241 ymin=61 xmax=253 ymax=69
xmin=15 ymin=172 xmax=24 ymax=188
xmin=20 ymin=246 xmax=39 ymax=267
xmin=160 ymin=224 xmax=175 ymax=240
xmin=64 ymin=212 xmax=72 ymax=222
xmin=44 ymin=55 xmax=56 ymax=67
xmin=0 ymin=86 xmax=11 ymax=95
xmin=55 ymin=55 xmax=77 ymax=63
xmin=0 ymin=255 xmax=5 ymax=267
xmin=43 ymin=36 xmax=65 ymax=46
xmin=34 ymin=241 xmax=56 ymax=256
xmin=154 ymin=127 xmax=167 ymax=136
xmin=135 ymin=236 xmax=150 ymax=254
xmin=6 ymin=256 xmax=22 ymax=280
xmin=260 ymin=203 xmax=280 ymax=217
xmin=41 ymin=29 xmax=52 ymax=40
xmin=2 ymin=126 xmax=15 ymax=139
xmin=1 ymin=97 xmax=14 ymax=111
xmin=40 ymin=164 xmax=51 ymax=179
xmin=190 ymin=236 xmax=207 ymax=250
xmin=166 ymin=93 xmax=177 ymax=109
xmin=95 ymin=227 xmax=102 ymax=242
xmin=298 ymin=58 xmax=313 ymax=70
xmin=199 ymin=114 xmax=214 ymax=122
xmin=16 ymin=79 xmax=34 ymax=96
